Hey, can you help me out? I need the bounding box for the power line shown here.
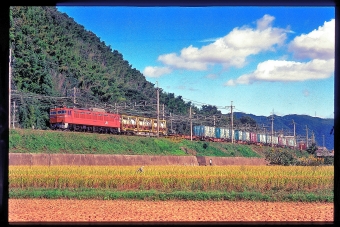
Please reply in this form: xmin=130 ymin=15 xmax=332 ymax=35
xmin=9 ymin=90 xmax=309 ymax=140
xmin=182 ymin=97 xmax=227 ymax=110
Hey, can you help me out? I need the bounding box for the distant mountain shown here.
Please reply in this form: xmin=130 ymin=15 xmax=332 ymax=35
xmin=234 ymin=112 xmax=334 ymax=150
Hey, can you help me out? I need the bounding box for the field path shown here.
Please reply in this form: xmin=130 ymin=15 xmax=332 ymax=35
xmin=9 ymin=199 xmax=333 ymax=223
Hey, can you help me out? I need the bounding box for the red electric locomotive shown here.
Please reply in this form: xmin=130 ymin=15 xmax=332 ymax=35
xmin=50 ymin=107 xmax=167 ymax=136
xmin=49 ymin=107 xmax=121 ymax=134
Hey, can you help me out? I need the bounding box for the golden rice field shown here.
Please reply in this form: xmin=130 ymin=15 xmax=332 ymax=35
xmin=9 ymin=165 xmax=333 ymax=193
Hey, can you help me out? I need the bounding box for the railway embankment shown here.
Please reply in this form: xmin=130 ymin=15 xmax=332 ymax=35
xmin=9 ymin=128 xmax=291 ymax=166
xmin=9 ymin=128 xmax=265 ymax=156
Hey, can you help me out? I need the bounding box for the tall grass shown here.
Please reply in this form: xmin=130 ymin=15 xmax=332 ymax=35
xmin=10 ymin=165 xmax=333 ymax=193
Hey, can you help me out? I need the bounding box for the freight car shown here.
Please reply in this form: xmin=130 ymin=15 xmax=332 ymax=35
xmin=192 ymin=125 xmax=297 ymax=148
xmin=49 ymin=106 xmax=167 ymax=136
xmin=120 ymin=114 xmax=167 ymax=136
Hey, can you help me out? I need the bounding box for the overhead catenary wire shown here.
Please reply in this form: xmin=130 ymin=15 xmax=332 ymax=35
xmin=10 ymin=91 xmax=261 ymax=129
xmin=10 ymin=89 xmax=308 ymax=142
xmin=181 ymin=98 xmax=228 ymax=110
xmin=9 ymin=92 xmax=262 ymax=127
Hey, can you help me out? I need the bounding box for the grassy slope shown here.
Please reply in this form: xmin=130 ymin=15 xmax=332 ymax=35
xmin=9 ymin=128 xmax=305 ymax=158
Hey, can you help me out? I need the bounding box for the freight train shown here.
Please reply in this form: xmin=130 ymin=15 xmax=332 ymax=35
xmin=191 ymin=125 xmax=297 ymax=149
xmin=49 ymin=106 xmax=297 ymax=148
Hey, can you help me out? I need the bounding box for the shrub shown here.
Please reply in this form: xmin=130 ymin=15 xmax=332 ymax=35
xmin=296 ymin=155 xmax=324 ymax=166
xmin=323 ymin=157 xmax=334 ymax=165
xmin=264 ymin=148 xmax=296 ymax=166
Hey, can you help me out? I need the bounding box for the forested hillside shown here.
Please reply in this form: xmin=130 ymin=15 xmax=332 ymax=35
xmin=9 ymin=6 xmax=334 ymax=150
xmin=9 ymin=6 xmax=200 ymax=133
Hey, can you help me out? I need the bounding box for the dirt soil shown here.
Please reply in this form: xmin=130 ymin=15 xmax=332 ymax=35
xmin=9 ymin=199 xmax=333 ymax=223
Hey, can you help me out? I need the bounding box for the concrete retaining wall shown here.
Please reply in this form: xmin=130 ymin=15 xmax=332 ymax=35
xmin=9 ymin=153 xmax=268 ymax=166
xmin=196 ymin=156 xmax=268 ymax=166
xmin=9 ymin=153 xmax=198 ymax=166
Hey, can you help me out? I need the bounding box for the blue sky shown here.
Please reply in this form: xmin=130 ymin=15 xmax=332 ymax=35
xmin=56 ymin=6 xmax=334 ymax=119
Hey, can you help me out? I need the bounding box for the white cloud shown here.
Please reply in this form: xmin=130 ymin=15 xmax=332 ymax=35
xmin=224 ymin=58 xmax=334 ymax=86
xmin=288 ymin=19 xmax=334 ymax=60
xmin=199 ymin=37 xmax=219 ymax=43
xmin=143 ymin=66 xmax=172 ymax=78
xmin=226 ymin=19 xmax=335 ymax=86
xmin=143 ymin=14 xmax=287 ymax=77
xmin=158 ymin=52 xmax=208 ymax=71
xmin=256 ymin=14 xmax=275 ymax=30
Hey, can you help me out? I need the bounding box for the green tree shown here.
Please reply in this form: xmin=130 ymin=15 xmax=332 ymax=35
xmin=306 ymin=143 xmax=318 ymax=155
xmin=239 ymin=116 xmax=257 ymax=126
xmin=200 ymin=105 xmax=221 ymax=116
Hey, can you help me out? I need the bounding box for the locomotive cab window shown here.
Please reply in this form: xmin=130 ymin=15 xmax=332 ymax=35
xmin=57 ymin=110 xmax=67 ymax=114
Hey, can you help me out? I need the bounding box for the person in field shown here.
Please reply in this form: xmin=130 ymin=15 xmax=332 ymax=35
xmin=137 ymin=166 xmax=144 ymax=173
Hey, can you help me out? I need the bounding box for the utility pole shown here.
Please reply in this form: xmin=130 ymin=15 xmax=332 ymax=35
xmin=311 ymin=131 xmax=315 ymax=144
xmin=9 ymin=47 xmax=11 ymax=128
xmin=227 ymin=101 xmax=235 ymax=143
xmin=190 ymin=106 xmax=193 ymax=141
xmin=291 ymin=120 xmax=297 ymax=149
xmin=305 ymin=125 xmax=309 ymax=148
xmin=270 ymin=110 xmax=274 ymax=147
xmin=156 ymin=81 xmax=159 ymax=137
xmin=213 ymin=115 xmax=215 ymax=127
xmin=292 ymin=120 xmax=296 ymax=143
xmin=323 ymin=135 xmax=325 ymax=148
xmin=170 ymin=112 xmax=173 ymax=133
xmin=162 ymin=104 xmax=164 ymax=120
xmin=12 ymin=101 xmax=15 ymax=129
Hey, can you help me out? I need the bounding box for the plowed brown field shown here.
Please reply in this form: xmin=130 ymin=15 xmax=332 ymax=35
xmin=9 ymin=199 xmax=333 ymax=223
